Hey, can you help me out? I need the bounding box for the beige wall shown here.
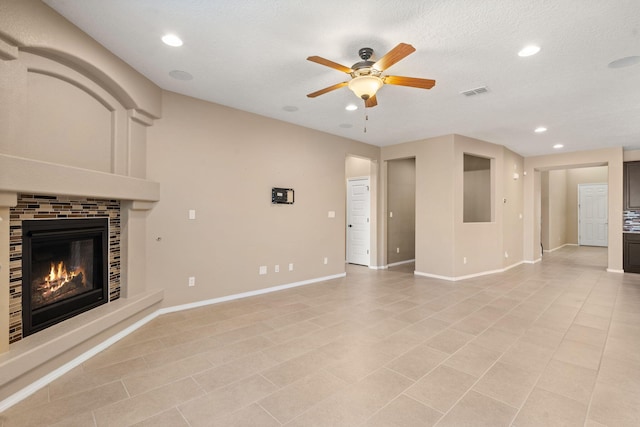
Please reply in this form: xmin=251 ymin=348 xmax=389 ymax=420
xmin=548 ymin=170 xmax=568 ymax=250
xmin=501 ymin=146 xmax=525 ymax=268
xmin=387 ymin=158 xmax=416 ymax=264
xmin=382 ymin=135 xmax=456 ymax=276
xmin=345 ymin=156 xmax=371 ymax=178
xmin=463 ymin=169 xmax=491 ymax=222
xmin=382 ymin=134 xmax=524 ymax=279
xmin=455 ymin=135 xmax=505 ymax=276
xmin=146 ymin=91 xmax=380 ymax=306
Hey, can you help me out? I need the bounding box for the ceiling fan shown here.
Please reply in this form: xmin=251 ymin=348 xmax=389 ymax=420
xmin=306 ymin=43 xmax=436 ymax=108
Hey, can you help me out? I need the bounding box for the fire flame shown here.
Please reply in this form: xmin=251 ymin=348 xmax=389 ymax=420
xmin=42 ymin=261 xmax=85 ymax=296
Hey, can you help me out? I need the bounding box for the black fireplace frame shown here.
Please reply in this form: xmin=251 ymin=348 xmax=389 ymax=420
xmin=22 ymin=218 xmax=109 ymax=336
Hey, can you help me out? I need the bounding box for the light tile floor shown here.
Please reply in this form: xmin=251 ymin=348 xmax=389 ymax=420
xmin=2 ymin=246 xmax=640 ymax=426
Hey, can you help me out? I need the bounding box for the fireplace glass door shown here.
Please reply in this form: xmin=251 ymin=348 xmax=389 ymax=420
xmin=22 ymin=218 xmax=109 ymax=336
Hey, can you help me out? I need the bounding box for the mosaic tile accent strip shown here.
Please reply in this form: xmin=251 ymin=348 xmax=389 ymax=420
xmin=8 ymin=195 xmax=121 ymax=344
xmin=623 ymin=210 xmax=640 ymax=232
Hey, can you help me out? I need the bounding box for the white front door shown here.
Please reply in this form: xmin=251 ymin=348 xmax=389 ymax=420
xmin=579 ymin=183 xmax=608 ymax=247
xmin=347 ymin=178 xmax=370 ymax=266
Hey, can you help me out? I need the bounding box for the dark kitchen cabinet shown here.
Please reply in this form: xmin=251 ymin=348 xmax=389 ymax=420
xmin=624 ymin=233 xmax=640 ymax=273
xmin=624 ymin=161 xmax=640 ymax=209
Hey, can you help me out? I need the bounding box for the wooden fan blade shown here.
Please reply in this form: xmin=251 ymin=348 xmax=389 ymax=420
xmin=373 ymin=43 xmax=416 ymax=71
xmin=384 ymin=75 xmax=436 ymax=89
xmin=307 ymin=56 xmax=353 ymax=74
xmin=365 ymin=95 xmax=378 ymax=108
xmin=307 ymin=81 xmax=348 ymax=98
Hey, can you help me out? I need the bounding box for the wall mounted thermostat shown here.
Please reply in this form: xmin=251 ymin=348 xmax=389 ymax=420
xmin=272 ymin=187 xmax=294 ymax=204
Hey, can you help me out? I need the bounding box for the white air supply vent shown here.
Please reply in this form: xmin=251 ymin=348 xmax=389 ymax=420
xmin=461 ymin=86 xmax=489 ymax=96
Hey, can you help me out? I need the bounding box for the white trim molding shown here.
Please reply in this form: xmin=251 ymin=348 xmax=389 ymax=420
xmin=544 ymin=243 xmax=578 ymax=253
xmin=159 ymin=273 xmax=346 ymax=315
xmin=415 ymin=261 xmax=526 ymax=282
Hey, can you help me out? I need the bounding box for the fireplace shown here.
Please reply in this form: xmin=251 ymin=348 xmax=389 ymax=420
xmin=21 ymin=218 xmax=109 ymax=336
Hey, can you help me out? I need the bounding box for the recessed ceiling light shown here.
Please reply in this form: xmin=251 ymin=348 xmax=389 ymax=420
xmin=345 ymin=104 xmax=358 ymax=111
xmin=553 ymin=144 xmax=564 ymax=149
xmin=534 ymin=127 xmax=547 ymax=133
xmin=282 ymin=105 xmax=299 ymax=112
xmin=162 ymin=34 xmax=183 ymax=47
xmin=518 ymin=45 xmax=541 ymax=57
xmin=168 ymin=70 xmax=193 ymax=81
xmin=608 ymin=56 xmax=640 ymax=69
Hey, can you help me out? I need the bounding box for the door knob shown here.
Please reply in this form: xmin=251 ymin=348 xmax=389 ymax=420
xmin=348 ymin=224 xmax=353 ymax=227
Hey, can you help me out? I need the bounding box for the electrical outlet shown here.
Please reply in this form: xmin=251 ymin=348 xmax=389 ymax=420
xmin=289 ymin=263 xmax=294 ymax=271
xmin=188 ymin=209 xmax=196 ymax=220
xmin=463 ymin=257 xmax=467 ymax=264
xmin=188 ymin=276 xmax=195 ymax=287
xmin=504 ymin=252 xmax=509 ymax=258
xmin=323 ymin=257 xmax=328 ymax=265
xmin=396 ymin=247 xmax=400 ymax=253
xmin=275 ymin=264 xmax=280 ymax=273
xmin=389 ymin=211 xmax=393 ymax=218
xmin=259 ymin=266 xmax=267 ymax=275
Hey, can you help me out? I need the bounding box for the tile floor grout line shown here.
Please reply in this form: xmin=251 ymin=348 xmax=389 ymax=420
xmin=583 ymin=272 xmax=621 ymax=426
xmin=362 ymin=269 xmax=561 ymax=425
xmin=255 ymin=401 xmax=285 ymax=426
xmin=507 ymin=268 xmax=606 ymax=425
xmin=428 ymin=271 xmax=582 ymax=426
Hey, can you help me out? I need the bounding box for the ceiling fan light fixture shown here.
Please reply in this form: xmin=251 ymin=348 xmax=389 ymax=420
xmin=348 ymin=75 xmax=383 ymax=100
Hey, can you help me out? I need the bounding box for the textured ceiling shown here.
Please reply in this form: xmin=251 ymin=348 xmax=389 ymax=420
xmin=44 ymin=0 xmax=640 ymax=157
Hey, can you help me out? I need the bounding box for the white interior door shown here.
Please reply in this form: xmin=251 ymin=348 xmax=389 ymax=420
xmin=347 ymin=178 xmax=370 ymax=266
xmin=579 ymin=183 xmax=608 ymax=247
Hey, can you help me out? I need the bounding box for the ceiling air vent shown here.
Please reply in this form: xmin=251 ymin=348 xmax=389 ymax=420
xmin=461 ymin=86 xmax=489 ymax=96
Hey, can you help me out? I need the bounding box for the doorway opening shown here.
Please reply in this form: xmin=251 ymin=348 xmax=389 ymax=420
xmin=386 ymin=158 xmax=416 ymax=267
xmin=539 ymin=165 xmax=609 ymax=259
xmin=345 ymin=156 xmax=375 ymax=267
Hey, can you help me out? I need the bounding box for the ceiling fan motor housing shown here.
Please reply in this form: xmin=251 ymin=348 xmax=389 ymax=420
xmin=358 ymin=47 xmax=374 ymax=60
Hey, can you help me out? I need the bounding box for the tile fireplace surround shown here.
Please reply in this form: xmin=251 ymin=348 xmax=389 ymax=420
xmin=0 ymin=153 xmax=162 ymax=406
xmin=9 ymin=194 xmax=121 ymax=344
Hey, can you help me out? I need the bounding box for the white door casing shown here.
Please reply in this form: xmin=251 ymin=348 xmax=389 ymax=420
xmin=579 ymin=183 xmax=608 ymax=247
xmin=347 ymin=178 xmax=370 ymax=266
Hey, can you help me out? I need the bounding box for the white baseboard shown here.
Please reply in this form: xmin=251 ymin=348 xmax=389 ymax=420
xmin=523 ymin=258 xmax=541 ymax=264
xmin=0 ymin=272 xmax=346 ymax=412
xmin=369 ymin=259 xmax=415 ymax=270
xmin=387 ymin=259 xmax=416 ymax=268
xmin=158 ymin=273 xmax=346 ymax=315
xmin=607 ymin=268 xmax=624 ymax=274
xmin=414 ymin=260 xmax=525 ymax=282
xmin=0 ymin=310 xmax=160 ymax=412
xmin=544 ymin=243 xmax=577 ymax=253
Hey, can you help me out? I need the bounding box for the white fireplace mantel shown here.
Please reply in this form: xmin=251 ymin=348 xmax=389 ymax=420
xmin=0 ymin=153 xmax=159 ymax=202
